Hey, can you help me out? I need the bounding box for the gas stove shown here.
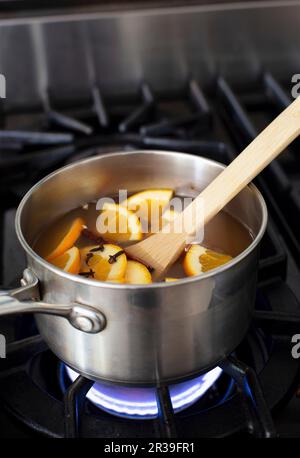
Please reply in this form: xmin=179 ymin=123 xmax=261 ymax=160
xmin=1 ymin=0 xmax=300 ymax=439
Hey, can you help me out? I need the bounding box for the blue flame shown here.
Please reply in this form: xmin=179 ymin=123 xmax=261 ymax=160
xmin=66 ymin=366 xmax=222 ymax=419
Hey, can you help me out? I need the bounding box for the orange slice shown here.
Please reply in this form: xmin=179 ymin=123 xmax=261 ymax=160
xmin=162 ymin=209 xmax=179 ymax=223
xmin=165 ymin=277 xmax=179 ymax=282
xmin=121 ymin=189 xmax=173 ymax=229
xmin=124 ymin=260 xmax=152 ymax=284
xmin=45 ymin=217 xmax=85 ymax=261
xmin=161 ymin=208 xmax=181 ymax=231
xmin=50 ymin=246 xmax=80 ymax=275
xmin=80 ymin=244 xmax=127 ymax=281
xmin=183 ymin=245 xmax=232 ymax=276
xmin=97 ymin=202 xmax=142 ymax=243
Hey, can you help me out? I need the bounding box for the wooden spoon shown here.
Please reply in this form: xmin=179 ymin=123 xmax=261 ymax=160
xmin=125 ymin=95 xmax=300 ymax=279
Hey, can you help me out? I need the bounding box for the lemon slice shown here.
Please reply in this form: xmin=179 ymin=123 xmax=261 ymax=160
xmin=50 ymin=246 xmax=81 ymax=275
xmin=45 ymin=217 xmax=85 ymax=261
xmin=124 ymin=260 xmax=152 ymax=284
xmin=183 ymin=245 xmax=232 ymax=276
xmin=121 ymin=189 xmax=173 ymax=228
xmin=165 ymin=277 xmax=179 ymax=282
xmin=80 ymin=244 xmax=127 ymax=281
xmin=97 ymin=202 xmax=142 ymax=243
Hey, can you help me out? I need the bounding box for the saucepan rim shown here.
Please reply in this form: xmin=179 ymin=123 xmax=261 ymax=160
xmin=15 ymin=150 xmax=268 ymax=290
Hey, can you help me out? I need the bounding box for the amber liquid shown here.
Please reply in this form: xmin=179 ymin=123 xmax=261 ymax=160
xmin=34 ymin=195 xmax=253 ymax=281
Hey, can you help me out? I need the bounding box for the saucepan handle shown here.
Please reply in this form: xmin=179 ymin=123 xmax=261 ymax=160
xmin=0 ymin=268 xmax=106 ymax=334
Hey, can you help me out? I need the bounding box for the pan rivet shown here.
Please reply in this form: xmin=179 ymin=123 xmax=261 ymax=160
xmin=73 ymin=316 xmax=93 ymax=332
xmin=69 ymin=304 xmax=106 ymax=333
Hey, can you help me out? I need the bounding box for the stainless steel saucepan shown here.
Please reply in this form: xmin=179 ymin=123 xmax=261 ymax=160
xmin=0 ymin=151 xmax=267 ymax=385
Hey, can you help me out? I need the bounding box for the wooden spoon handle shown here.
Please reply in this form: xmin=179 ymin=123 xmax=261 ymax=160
xmin=182 ymin=95 xmax=300 ymax=235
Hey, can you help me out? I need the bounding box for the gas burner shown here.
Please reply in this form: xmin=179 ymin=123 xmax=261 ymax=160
xmin=64 ymin=366 xmax=223 ymax=420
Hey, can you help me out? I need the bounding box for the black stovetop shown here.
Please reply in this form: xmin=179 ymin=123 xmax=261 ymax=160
xmin=0 ymin=75 xmax=300 ymax=438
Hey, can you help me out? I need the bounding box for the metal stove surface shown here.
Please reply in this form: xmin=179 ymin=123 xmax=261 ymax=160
xmin=0 ymin=77 xmax=300 ymax=437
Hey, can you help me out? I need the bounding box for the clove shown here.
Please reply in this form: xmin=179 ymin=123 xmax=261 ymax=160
xmin=81 ymin=228 xmax=104 ymax=245
xmin=79 ymin=269 xmax=95 ymax=278
xmin=108 ymin=250 xmax=125 ymax=264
